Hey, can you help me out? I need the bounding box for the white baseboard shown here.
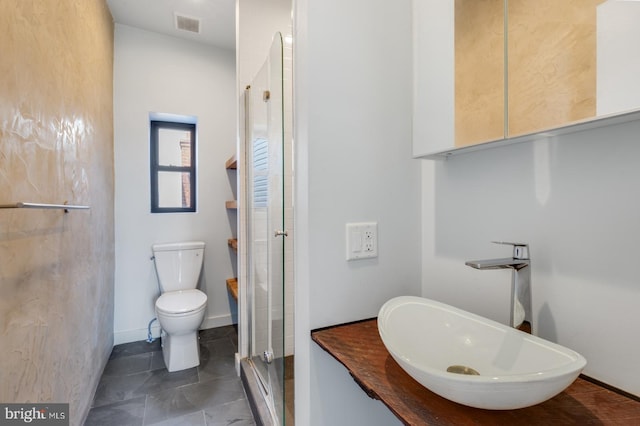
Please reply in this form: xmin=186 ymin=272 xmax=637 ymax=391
xmin=201 ymin=313 xmax=235 ymax=330
xmin=114 ymin=313 xmax=234 ymax=345
xmin=113 ymin=323 xmax=162 ymax=345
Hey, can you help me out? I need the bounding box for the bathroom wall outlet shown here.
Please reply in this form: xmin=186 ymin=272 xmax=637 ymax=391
xmin=346 ymin=222 xmax=378 ymax=260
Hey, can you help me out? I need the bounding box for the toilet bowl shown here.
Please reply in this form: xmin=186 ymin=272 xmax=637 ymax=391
xmin=152 ymin=241 xmax=207 ymax=372
xmin=155 ymin=289 xmax=207 ymax=372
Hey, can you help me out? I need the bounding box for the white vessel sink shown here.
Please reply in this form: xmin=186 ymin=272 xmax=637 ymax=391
xmin=378 ymin=296 xmax=586 ymax=410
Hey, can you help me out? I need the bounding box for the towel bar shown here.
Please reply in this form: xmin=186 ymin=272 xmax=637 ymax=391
xmin=0 ymin=202 xmax=90 ymax=211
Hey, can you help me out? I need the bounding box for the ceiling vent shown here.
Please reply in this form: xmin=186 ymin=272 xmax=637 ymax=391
xmin=175 ymin=13 xmax=201 ymax=34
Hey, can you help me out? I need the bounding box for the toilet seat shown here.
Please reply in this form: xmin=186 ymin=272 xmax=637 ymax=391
xmin=156 ymin=289 xmax=207 ymax=315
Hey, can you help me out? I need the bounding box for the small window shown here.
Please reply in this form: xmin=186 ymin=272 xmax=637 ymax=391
xmin=150 ymin=120 xmax=196 ymax=213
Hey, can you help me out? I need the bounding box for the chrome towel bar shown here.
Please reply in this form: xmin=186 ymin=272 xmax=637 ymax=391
xmin=0 ymin=202 xmax=90 ymax=211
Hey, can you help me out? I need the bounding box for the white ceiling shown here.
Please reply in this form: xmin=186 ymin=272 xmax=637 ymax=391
xmin=106 ymin=0 xmax=236 ymax=51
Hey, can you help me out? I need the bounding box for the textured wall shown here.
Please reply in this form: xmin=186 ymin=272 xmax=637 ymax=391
xmin=0 ymin=1 xmax=114 ymax=425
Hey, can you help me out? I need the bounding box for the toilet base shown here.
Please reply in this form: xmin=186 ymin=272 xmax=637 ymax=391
xmin=161 ymin=331 xmax=200 ymax=372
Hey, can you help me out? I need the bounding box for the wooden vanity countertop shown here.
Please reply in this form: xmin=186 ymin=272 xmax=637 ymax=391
xmin=311 ymin=319 xmax=640 ymax=425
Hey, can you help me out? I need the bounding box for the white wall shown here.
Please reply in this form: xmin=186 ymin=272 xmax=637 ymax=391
xmin=293 ymin=3 xmax=640 ymax=425
xmin=422 ymin=120 xmax=640 ymax=397
xmin=113 ymin=24 xmax=237 ymax=344
xmin=237 ymin=0 xmax=291 ymax=92
xmin=294 ymin=0 xmax=421 ymax=424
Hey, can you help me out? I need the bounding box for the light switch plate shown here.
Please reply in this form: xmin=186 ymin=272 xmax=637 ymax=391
xmin=346 ymin=222 xmax=378 ymax=260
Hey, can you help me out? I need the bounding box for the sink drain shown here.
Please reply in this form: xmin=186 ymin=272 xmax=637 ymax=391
xmin=446 ymin=365 xmax=480 ymax=375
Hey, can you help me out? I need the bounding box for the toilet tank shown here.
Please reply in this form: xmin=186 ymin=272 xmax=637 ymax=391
xmin=152 ymin=241 xmax=205 ymax=293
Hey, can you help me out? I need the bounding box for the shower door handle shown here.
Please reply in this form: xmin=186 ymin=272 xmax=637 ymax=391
xmin=274 ymin=230 xmax=288 ymax=237
xmin=263 ymin=350 xmax=274 ymax=364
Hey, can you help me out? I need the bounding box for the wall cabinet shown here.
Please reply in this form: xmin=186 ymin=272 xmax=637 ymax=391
xmin=413 ymin=0 xmax=640 ymax=159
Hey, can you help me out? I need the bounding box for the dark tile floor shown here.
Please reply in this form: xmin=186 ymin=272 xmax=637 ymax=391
xmin=85 ymin=325 xmax=256 ymax=426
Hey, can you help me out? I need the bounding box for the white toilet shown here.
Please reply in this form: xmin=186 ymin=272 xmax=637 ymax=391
xmin=152 ymin=241 xmax=207 ymax=372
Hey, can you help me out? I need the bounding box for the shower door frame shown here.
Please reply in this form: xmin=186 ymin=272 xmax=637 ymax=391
xmin=243 ymin=32 xmax=286 ymax=425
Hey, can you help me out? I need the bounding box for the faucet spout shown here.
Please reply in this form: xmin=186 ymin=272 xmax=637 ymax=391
xmin=465 ymin=258 xmax=529 ymax=270
xmin=466 ymin=242 xmax=533 ymax=333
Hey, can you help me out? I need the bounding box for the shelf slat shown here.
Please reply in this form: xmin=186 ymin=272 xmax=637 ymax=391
xmin=225 ymin=155 xmax=237 ymax=169
xmin=226 ymin=278 xmax=238 ymax=301
xmin=228 ymin=238 xmax=238 ymax=253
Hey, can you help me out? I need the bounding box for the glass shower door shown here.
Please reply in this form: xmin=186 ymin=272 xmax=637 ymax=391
xmin=246 ymin=33 xmax=285 ymax=424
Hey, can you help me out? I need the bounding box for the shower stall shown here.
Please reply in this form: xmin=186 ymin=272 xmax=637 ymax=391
xmin=243 ymin=32 xmax=293 ymax=425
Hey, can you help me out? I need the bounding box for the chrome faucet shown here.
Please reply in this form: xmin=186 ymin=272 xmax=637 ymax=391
xmin=465 ymin=242 xmax=532 ymax=332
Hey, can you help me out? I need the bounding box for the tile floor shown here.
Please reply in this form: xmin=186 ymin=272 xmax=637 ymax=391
xmin=85 ymin=325 xmax=256 ymax=426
